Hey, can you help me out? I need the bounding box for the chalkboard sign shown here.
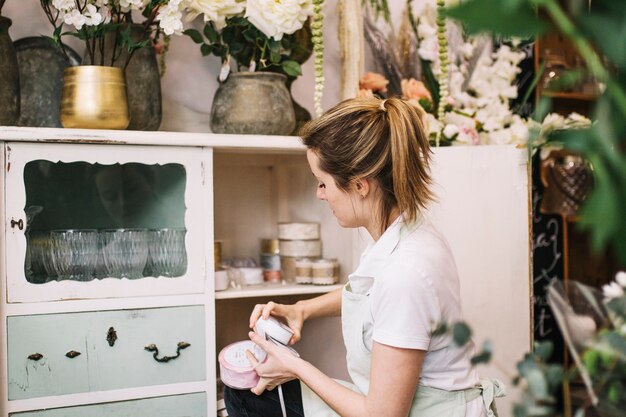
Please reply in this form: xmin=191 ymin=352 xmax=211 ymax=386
xmin=532 ymin=154 xmax=565 ymax=363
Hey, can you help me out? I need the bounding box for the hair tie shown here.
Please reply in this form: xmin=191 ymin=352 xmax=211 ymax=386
xmin=379 ymin=99 xmax=387 ymax=112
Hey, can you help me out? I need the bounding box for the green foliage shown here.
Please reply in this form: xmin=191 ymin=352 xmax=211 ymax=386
xmin=184 ymin=17 xmax=311 ymax=80
xmin=446 ymin=1 xmax=626 ymax=415
xmin=444 ymin=0 xmax=548 ymax=38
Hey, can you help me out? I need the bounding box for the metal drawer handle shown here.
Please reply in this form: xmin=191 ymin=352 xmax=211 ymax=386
xmin=65 ymin=350 xmax=81 ymax=358
xmin=107 ymin=327 xmax=118 ymax=347
xmin=28 ymin=353 xmax=43 ymax=361
xmin=144 ymin=342 xmax=191 ymax=363
xmin=11 ymin=218 xmax=24 ymax=230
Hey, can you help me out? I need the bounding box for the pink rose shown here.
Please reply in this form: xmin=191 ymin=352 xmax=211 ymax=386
xmin=401 ymin=78 xmax=432 ymax=102
xmin=359 ymin=72 xmax=389 ymax=93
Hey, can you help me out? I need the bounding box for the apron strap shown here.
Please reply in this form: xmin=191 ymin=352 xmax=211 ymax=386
xmin=476 ymin=378 xmax=506 ymax=417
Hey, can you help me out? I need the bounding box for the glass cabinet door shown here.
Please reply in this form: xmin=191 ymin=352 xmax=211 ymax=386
xmin=5 ymin=142 xmax=211 ymax=303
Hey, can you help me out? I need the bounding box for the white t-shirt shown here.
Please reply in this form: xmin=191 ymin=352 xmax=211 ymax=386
xmin=348 ymin=215 xmax=480 ymax=391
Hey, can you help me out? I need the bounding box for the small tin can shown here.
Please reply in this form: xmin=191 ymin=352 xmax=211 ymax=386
xmin=263 ymin=270 xmax=282 ymax=283
xmin=260 ymin=253 xmax=281 ymax=271
xmin=295 ymin=258 xmax=314 ymax=284
xmin=260 ymin=238 xmax=280 ymax=255
xmin=311 ymin=259 xmax=339 ymax=285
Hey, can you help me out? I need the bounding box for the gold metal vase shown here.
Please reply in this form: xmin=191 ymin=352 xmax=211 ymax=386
xmin=60 ymin=65 xmax=130 ymax=130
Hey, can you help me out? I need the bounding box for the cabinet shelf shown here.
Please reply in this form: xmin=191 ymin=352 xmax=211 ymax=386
xmin=215 ymin=282 xmax=343 ymax=300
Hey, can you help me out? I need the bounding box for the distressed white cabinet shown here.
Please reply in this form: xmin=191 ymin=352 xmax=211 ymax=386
xmin=0 ymin=128 xmax=216 ymax=417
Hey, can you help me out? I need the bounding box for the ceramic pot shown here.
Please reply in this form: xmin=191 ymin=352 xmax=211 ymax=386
xmin=83 ymin=25 xmax=162 ymax=131
xmin=60 ymin=66 xmax=130 ymax=130
xmin=210 ymin=72 xmax=296 ymax=135
xmin=0 ymin=16 xmax=20 ymax=125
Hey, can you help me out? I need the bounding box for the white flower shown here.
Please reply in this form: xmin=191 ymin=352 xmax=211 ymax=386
xmin=52 ymin=0 xmax=76 ymax=11
xmin=157 ymin=1 xmax=185 ymax=35
xmin=616 ymin=271 xmax=626 ymax=288
xmin=119 ymin=0 xmax=147 ymax=12
xmin=83 ymin=4 xmax=104 ymax=26
xmin=63 ymin=9 xmax=87 ymax=30
xmin=418 ymin=36 xmax=438 ymax=62
xmin=185 ymin=0 xmax=245 ymax=30
xmin=424 ymin=113 xmax=442 ymax=138
xmin=603 ymin=282 xmax=625 ymax=299
xmin=245 ymin=0 xmax=313 ymax=40
xmin=443 ymin=124 xmax=459 ymax=139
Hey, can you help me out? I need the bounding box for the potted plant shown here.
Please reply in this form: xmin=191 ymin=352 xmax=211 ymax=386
xmin=40 ymin=0 xmax=185 ymax=130
xmin=181 ymin=0 xmax=325 ymax=135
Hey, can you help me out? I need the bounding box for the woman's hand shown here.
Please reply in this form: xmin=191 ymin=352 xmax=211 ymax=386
xmin=249 ymin=301 xmax=305 ymax=345
xmin=246 ymin=331 xmax=301 ymax=395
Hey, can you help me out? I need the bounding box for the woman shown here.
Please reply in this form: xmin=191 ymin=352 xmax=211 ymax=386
xmin=225 ymin=97 xmax=504 ymax=417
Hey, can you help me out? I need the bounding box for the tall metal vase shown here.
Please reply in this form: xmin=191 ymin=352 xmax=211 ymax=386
xmin=83 ymin=25 xmax=162 ymax=131
xmin=0 ymin=16 xmax=20 ymax=126
xmin=210 ymin=72 xmax=296 ymax=135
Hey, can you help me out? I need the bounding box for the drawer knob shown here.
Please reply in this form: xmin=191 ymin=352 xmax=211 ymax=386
xmin=10 ymin=218 xmax=24 ymax=230
xmin=144 ymin=341 xmax=191 ymax=363
xmin=107 ymin=327 xmax=118 ymax=347
xmin=27 ymin=353 xmax=43 ymax=361
xmin=65 ymin=350 xmax=81 ymax=359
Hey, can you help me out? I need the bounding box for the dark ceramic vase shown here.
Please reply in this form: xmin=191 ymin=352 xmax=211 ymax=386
xmin=0 ymin=16 xmax=20 ymax=126
xmin=210 ymin=72 xmax=296 ymax=135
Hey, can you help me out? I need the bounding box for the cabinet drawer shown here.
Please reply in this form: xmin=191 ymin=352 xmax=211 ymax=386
xmin=8 ymin=306 xmax=206 ymax=400
xmin=10 ymin=392 xmax=207 ymax=417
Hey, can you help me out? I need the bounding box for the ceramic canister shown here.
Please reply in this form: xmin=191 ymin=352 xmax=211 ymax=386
xmin=218 ymin=341 xmax=267 ymax=389
xmin=277 ymin=222 xmax=320 ymax=240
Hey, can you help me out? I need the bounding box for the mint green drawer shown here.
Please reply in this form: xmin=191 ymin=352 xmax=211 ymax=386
xmin=10 ymin=392 xmax=207 ymax=417
xmin=8 ymin=306 xmax=206 ymax=400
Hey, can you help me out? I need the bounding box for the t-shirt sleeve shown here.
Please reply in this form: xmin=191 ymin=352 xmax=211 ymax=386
xmin=371 ymin=263 xmax=441 ymax=350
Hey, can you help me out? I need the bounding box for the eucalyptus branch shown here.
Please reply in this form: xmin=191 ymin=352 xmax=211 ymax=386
xmin=536 ymin=0 xmax=626 ymax=119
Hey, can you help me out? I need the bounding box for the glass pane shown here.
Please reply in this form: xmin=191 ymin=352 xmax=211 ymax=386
xmin=23 ymin=161 xmax=187 ymax=283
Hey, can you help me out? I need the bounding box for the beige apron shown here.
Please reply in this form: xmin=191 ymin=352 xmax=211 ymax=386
xmin=300 ymin=283 xmax=505 ymax=417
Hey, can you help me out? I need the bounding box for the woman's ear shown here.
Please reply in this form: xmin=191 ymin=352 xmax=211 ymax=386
xmin=354 ymin=179 xmax=371 ymax=199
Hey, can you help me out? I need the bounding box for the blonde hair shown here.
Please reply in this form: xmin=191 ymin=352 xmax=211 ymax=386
xmin=300 ymin=96 xmax=434 ymax=233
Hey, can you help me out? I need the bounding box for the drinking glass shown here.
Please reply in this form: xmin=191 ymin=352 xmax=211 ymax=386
xmin=26 ymin=231 xmax=51 ymax=283
xmin=50 ymin=229 xmax=98 ymax=281
xmin=102 ymin=228 xmax=149 ymax=279
xmin=147 ymin=228 xmax=187 ymax=277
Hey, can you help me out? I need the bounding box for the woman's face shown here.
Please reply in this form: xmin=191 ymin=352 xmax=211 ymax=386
xmin=307 ymin=149 xmax=363 ymax=228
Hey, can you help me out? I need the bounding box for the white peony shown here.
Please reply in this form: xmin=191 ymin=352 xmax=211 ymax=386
xmin=185 ymin=0 xmax=245 ymax=30
xmin=245 ymin=0 xmax=313 ymax=40
xmin=616 ymin=271 xmax=626 ymax=288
